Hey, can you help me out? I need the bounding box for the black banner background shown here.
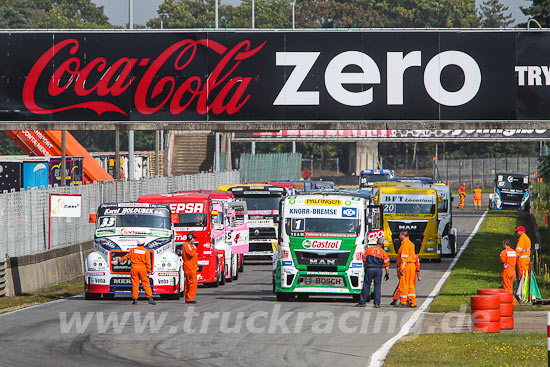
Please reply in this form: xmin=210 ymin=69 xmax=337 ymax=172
xmin=0 ymin=31 xmax=546 ymax=124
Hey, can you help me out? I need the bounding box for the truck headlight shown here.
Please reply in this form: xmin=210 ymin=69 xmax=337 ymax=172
xmin=425 ymin=247 xmax=435 ymax=253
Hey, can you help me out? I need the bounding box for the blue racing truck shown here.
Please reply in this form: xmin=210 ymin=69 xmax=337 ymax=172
xmin=490 ymin=172 xmax=530 ymax=211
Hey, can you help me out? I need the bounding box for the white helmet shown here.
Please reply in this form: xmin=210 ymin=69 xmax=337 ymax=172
xmin=137 ymin=239 xmax=145 ymax=246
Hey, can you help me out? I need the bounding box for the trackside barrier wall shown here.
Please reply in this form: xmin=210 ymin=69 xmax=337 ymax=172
xmin=239 ymin=153 xmax=302 ymax=183
xmin=0 ymin=171 xmax=241 ymax=258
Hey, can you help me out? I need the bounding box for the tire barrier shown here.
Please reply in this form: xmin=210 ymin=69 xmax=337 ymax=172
xmin=471 ymin=295 xmax=501 ymax=333
xmin=476 ymin=288 xmax=514 ymax=330
xmin=0 ymin=259 xmax=6 ymax=297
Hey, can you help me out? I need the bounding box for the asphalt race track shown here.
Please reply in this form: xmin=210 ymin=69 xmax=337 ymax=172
xmin=0 ymin=210 xmax=484 ymax=367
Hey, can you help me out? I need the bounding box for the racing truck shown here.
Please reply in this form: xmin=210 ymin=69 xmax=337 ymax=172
xmin=490 ymin=172 xmax=530 ymax=211
xmin=180 ymin=190 xmax=249 ymax=273
xmin=85 ymin=203 xmax=182 ymax=300
xmin=138 ymin=193 xmax=232 ymax=287
xmin=371 ymin=183 xmax=441 ymax=261
xmin=226 ymin=184 xmax=288 ymax=259
xmin=359 ymin=169 xmax=394 ymax=190
xmin=274 ymin=193 xmax=383 ymax=301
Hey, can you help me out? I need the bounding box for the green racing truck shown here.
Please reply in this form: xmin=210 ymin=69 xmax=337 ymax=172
xmin=273 ymin=193 xmax=383 ymax=301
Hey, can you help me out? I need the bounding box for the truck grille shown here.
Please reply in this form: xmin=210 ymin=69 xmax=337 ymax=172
xmin=250 ymin=227 xmax=277 ymax=240
xmin=110 ymin=250 xmax=154 ymax=273
xmin=294 ymin=250 xmax=350 ymax=267
xmin=501 ymin=192 xmax=522 ymax=203
xmin=249 ymin=242 xmax=273 ymax=252
xmin=388 ymin=221 xmax=428 ymax=254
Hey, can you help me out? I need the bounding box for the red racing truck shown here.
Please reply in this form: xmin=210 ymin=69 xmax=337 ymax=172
xmin=138 ymin=193 xmax=227 ymax=287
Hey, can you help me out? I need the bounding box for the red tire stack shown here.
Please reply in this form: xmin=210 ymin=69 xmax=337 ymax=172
xmin=477 ymin=288 xmax=514 ymax=330
xmin=471 ymin=294 xmax=501 ymax=333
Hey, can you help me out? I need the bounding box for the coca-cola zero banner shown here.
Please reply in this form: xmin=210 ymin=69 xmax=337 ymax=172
xmin=0 ymin=31 xmax=549 ymax=124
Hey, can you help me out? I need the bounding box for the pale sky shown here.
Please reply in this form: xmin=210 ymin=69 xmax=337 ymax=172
xmin=92 ymin=0 xmax=529 ymax=28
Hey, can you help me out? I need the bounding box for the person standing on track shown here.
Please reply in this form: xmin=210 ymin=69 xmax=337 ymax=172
xmin=473 ymin=186 xmax=482 ymax=210
xmin=356 ymin=237 xmax=390 ymax=308
xmin=391 ymin=253 xmax=421 ymax=306
xmin=113 ymin=239 xmax=156 ymax=305
xmin=514 ymin=226 xmax=531 ymax=282
xmin=395 ymin=230 xmax=417 ymax=308
xmin=500 ymin=239 xmax=517 ymax=296
xmin=183 ymin=232 xmax=198 ymax=304
xmin=458 ymin=183 xmax=466 ymax=209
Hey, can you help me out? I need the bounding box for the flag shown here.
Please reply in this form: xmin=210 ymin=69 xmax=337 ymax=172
xmin=530 ymin=270 xmax=542 ymax=301
xmin=516 ymin=273 xmax=525 ymax=303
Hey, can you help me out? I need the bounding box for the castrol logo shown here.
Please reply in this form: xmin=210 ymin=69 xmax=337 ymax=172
xmin=302 ymin=239 xmax=341 ymax=250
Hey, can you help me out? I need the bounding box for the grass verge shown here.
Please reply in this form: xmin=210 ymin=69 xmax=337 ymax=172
xmin=0 ymin=278 xmax=83 ymax=314
xmin=430 ymin=210 xmax=529 ymax=312
xmin=383 ymin=333 xmax=546 ymax=367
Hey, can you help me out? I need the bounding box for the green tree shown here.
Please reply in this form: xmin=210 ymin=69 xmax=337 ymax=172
xmin=478 ymin=0 xmax=514 ymax=27
xmin=521 ymin=0 xmax=550 ymax=27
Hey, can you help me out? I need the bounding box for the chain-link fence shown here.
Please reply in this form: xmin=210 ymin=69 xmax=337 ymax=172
xmin=301 ymin=158 xmax=340 ymax=175
xmin=436 ymin=157 xmax=538 ymax=190
xmin=0 ymin=171 xmax=241 ymax=258
xmin=239 ymin=153 xmax=302 ymax=183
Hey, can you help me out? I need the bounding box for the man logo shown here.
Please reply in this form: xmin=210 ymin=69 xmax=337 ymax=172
xmin=399 ymin=225 xmax=417 ymax=230
xmin=302 ymin=239 xmax=312 ymax=249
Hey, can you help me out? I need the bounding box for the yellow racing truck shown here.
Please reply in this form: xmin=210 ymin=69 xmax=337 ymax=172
xmin=371 ymin=184 xmax=441 ymax=261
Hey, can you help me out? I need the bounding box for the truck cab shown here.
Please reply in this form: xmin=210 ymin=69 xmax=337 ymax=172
xmin=274 ymin=193 xmax=383 ymax=301
xmin=226 ymin=184 xmax=288 ymax=259
xmin=371 ymin=184 xmax=441 ymax=261
xmin=138 ymin=193 xmax=230 ymax=287
xmin=491 ymin=172 xmax=530 ymax=211
xmin=359 ymin=169 xmax=394 ymax=190
xmin=85 ymin=203 xmax=182 ymax=300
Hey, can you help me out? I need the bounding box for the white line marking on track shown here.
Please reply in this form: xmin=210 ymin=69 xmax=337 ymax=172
xmin=367 ymin=210 xmax=488 ymax=367
xmin=0 ymin=298 xmax=68 ymax=318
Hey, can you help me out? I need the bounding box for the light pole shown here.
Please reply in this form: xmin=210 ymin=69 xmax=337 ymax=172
xmin=160 ymin=13 xmax=168 ymax=29
xmin=215 ymin=0 xmax=219 ymax=29
xmin=292 ymin=0 xmax=296 ymax=29
xmin=252 ymin=0 xmax=255 ymax=29
xmin=128 ymin=0 xmax=135 ymax=181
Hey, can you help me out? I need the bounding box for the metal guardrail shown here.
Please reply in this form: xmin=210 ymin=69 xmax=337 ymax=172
xmin=0 ymin=259 xmax=6 ymax=297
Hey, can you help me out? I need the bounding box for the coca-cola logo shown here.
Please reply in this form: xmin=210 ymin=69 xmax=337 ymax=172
xmin=22 ymin=38 xmax=266 ymax=117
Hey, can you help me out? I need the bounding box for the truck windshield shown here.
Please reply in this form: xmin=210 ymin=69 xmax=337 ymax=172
xmin=285 ymin=218 xmax=360 ymax=236
xmin=438 ymin=198 xmax=448 ymax=213
xmin=497 ymin=175 xmax=528 ymax=190
xmin=383 ymin=203 xmax=435 ymax=215
xmin=239 ymin=196 xmax=281 ymax=211
xmin=175 ymin=214 xmax=208 ymax=227
xmin=99 ymin=214 xmax=171 ymax=229
xmin=361 ymin=174 xmax=391 ymax=183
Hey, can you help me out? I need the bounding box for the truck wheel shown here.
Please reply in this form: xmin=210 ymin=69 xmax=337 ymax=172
xmin=232 ymin=255 xmax=239 ymax=280
xmin=276 ymin=292 xmax=294 ymax=302
xmin=272 ymin=274 xmax=276 ymax=294
xmin=449 ymin=234 xmax=457 ymax=256
xmin=226 ymin=259 xmax=233 ymax=283
xmin=238 ymin=254 xmax=244 ymax=273
xmin=220 ymin=262 xmax=226 ymax=286
xmin=208 ymin=261 xmax=220 ymax=288
xmin=85 ymin=292 xmax=101 ymax=300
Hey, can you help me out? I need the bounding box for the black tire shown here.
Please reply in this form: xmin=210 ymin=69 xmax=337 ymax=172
xmin=276 ymin=292 xmax=294 ymax=302
xmin=352 ymin=294 xmax=361 ymax=302
xmin=85 ymin=292 xmax=101 ymax=300
xmin=272 ymin=274 xmax=276 ymax=294
xmin=233 ymin=268 xmax=239 ymax=281
xmin=296 ymin=294 xmax=309 ymax=301
xmin=226 ymin=258 xmax=233 ymax=283
xmin=238 ymin=255 xmax=244 ymax=272
xmin=449 ymin=234 xmax=457 ymax=256
xmin=220 ymin=262 xmax=226 ymax=286
xmin=208 ymin=261 xmax=220 ymax=288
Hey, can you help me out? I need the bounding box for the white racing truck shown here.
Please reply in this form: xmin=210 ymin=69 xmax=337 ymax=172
xmin=85 ymin=203 xmax=183 ymax=300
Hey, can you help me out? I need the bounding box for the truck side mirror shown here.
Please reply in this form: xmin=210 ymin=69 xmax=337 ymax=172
xmin=89 ymin=214 xmax=97 ymax=223
xmin=171 ymin=214 xmax=179 ymax=224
